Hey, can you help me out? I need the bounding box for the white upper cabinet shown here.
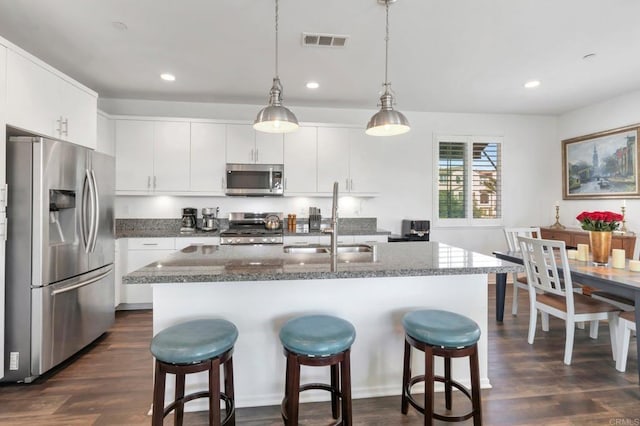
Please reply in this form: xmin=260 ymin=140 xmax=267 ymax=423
xmin=6 ymin=49 xmax=97 ymax=149
xmin=96 ymin=112 xmax=115 ymax=156
xmin=255 ymin=132 xmax=284 ymax=164
xmin=284 ymin=127 xmax=317 ymax=193
xmin=348 ymin=129 xmax=383 ymax=194
xmin=115 ymin=120 xmax=154 ymax=191
xmin=115 ymin=120 xmax=190 ymax=193
xmin=190 ymin=122 xmax=226 ymax=193
xmin=226 ymin=124 xmax=283 ymax=164
xmin=154 ymin=121 xmax=191 ymax=191
xmin=317 ymin=127 xmax=350 ymax=194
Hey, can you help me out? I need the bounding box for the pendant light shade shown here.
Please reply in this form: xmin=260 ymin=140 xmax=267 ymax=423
xmin=254 ymin=0 xmax=299 ymax=134
xmin=366 ymin=0 xmax=410 ymax=137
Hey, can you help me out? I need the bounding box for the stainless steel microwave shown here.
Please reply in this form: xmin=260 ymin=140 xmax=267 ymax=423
xmin=225 ymin=163 xmax=284 ymax=196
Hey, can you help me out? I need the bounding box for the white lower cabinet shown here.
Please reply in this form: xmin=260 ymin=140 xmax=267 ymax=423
xmin=283 ymin=235 xmax=321 ymax=246
xmin=119 ymin=238 xmax=175 ymax=308
xmin=117 ymin=237 xmax=221 ymax=308
xmin=287 ymin=234 xmax=387 ymax=246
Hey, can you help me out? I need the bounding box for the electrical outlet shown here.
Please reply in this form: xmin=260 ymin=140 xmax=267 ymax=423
xmin=9 ymin=352 xmax=19 ymax=370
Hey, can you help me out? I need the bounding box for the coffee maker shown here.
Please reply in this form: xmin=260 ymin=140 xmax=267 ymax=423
xmin=180 ymin=207 xmax=197 ymax=233
xmin=201 ymin=207 xmax=219 ymax=232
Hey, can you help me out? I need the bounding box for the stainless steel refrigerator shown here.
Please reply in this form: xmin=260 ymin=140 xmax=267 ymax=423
xmin=3 ymin=136 xmax=115 ymax=382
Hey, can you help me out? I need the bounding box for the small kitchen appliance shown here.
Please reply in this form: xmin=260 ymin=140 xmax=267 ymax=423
xmin=180 ymin=208 xmax=197 ymax=233
xmin=388 ymin=220 xmax=430 ymax=242
xmin=201 ymin=207 xmax=219 ymax=232
xmin=220 ymin=212 xmax=284 ymax=245
xmin=225 ymin=163 xmax=284 ymax=196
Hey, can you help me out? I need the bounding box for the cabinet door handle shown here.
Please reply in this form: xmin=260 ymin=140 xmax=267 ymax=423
xmin=147 ymin=176 xmax=151 ymax=189
xmin=56 ymin=116 xmax=63 ymax=136
xmin=350 ymin=179 xmax=354 ymax=191
xmin=250 ymin=149 xmax=254 ymax=162
xmin=255 ymin=149 xmax=259 ymax=163
xmin=153 ymin=176 xmax=157 ymax=189
xmin=142 ymin=243 xmax=159 ymax=246
xmin=62 ymin=118 xmax=69 ymax=136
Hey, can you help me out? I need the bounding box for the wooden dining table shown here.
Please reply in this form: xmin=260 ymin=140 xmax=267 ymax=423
xmin=493 ymin=250 xmax=640 ymax=382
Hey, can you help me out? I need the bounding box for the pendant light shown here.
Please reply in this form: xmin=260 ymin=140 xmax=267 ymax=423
xmin=366 ymin=0 xmax=410 ymax=137
xmin=254 ymin=0 xmax=299 ymax=134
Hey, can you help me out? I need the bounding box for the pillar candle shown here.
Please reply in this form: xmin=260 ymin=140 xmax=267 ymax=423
xmin=629 ymin=260 xmax=640 ymax=272
xmin=612 ymin=249 xmax=626 ymax=269
xmin=576 ymin=244 xmax=589 ymax=261
xmin=567 ymin=249 xmax=578 ymax=260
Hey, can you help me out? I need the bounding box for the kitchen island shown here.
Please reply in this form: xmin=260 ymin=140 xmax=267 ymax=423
xmin=123 ymin=242 xmax=521 ymax=410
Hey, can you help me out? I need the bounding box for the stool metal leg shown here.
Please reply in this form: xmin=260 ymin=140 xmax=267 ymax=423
xmin=341 ymin=349 xmax=353 ymax=426
xmin=401 ymin=338 xmax=411 ymax=414
xmin=152 ymin=361 xmax=167 ymax=426
xmin=330 ymin=364 xmax=340 ymax=419
xmin=470 ymin=345 xmax=482 ymax=426
xmin=424 ymin=345 xmax=434 ymax=426
xmin=175 ymin=372 xmax=186 ymax=426
xmin=444 ymin=356 xmax=452 ymax=411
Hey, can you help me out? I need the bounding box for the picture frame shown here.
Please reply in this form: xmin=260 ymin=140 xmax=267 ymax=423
xmin=562 ymin=124 xmax=640 ymax=199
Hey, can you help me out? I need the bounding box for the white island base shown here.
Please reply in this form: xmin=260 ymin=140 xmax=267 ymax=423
xmin=152 ymin=273 xmax=491 ymax=411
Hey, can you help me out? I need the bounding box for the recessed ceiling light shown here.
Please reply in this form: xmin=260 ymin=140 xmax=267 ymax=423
xmin=160 ymin=73 xmax=176 ymax=82
xmin=306 ymin=81 xmax=319 ymax=89
xmin=524 ymin=80 xmax=541 ymax=89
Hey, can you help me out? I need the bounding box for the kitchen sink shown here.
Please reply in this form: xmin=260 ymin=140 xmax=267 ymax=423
xmin=283 ymin=244 xmax=376 ymax=264
xmin=283 ymin=244 xmax=374 ymax=254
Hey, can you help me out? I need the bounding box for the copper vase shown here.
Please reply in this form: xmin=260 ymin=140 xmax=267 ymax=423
xmin=589 ymin=231 xmax=612 ymax=265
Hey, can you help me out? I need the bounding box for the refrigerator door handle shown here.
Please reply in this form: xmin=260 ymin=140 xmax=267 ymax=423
xmin=50 ymin=267 xmax=113 ymax=296
xmin=80 ymin=169 xmax=91 ymax=252
xmin=88 ymin=170 xmax=100 ymax=252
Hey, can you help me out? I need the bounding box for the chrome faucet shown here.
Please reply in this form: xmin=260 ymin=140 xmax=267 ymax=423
xmin=323 ymin=181 xmax=339 ymax=271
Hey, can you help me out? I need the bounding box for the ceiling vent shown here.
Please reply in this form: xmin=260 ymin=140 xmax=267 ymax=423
xmin=302 ymin=33 xmax=349 ymax=48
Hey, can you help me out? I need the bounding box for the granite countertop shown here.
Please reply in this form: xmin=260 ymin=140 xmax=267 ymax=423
xmin=123 ymin=241 xmax=522 ymax=284
xmin=115 ymin=217 xmax=390 ymax=239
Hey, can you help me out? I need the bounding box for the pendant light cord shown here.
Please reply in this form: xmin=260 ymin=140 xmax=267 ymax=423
xmin=275 ymin=0 xmax=279 ymax=79
xmin=384 ymin=0 xmax=390 ymax=89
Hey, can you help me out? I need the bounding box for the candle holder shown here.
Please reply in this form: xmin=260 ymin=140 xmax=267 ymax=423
xmin=549 ymin=205 xmax=566 ymax=229
xmin=620 ymin=206 xmax=634 ymax=234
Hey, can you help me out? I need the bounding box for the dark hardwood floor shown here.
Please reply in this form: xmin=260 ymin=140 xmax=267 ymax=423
xmin=0 ymin=284 xmax=638 ymax=425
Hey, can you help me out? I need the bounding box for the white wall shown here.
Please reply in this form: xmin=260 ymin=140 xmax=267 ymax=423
xmin=558 ymin=89 xmax=640 ymax=241
xmin=100 ymin=98 xmax=558 ymax=255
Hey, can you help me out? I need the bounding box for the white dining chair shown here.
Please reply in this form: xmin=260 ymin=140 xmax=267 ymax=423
xmin=518 ymin=236 xmax=621 ymax=365
xmin=616 ymin=310 xmax=636 ymax=372
xmin=503 ymin=227 xmax=541 ymax=315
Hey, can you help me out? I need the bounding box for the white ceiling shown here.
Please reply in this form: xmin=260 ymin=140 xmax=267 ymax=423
xmin=1 ymin=0 xmax=640 ymax=116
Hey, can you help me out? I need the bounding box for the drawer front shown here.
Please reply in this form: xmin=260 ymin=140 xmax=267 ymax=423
xmin=540 ymin=230 xmax=569 ymax=242
xmin=127 ymin=237 xmax=175 ymax=250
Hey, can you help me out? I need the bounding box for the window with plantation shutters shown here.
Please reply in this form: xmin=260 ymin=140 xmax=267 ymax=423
xmin=435 ymin=135 xmax=503 ymax=226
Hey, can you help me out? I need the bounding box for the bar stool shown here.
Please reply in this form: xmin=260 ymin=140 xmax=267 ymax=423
xmin=401 ymin=309 xmax=482 ymax=426
xmin=150 ymin=318 xmax=238 ymax=426
xmin=279 ymin=314 xmax=356 ymax=426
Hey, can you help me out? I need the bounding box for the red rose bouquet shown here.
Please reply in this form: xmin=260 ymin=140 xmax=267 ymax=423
xmin=576 ymin=211 xmax=623 ymax=231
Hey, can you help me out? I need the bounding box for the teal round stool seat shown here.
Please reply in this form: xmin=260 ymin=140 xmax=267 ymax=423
xmin=151 ymin=318 xmax=238 ymax=364
xmin=279 ymin=314 xmax=356 ymax=426
xmin=279 ymin=314 xmax=356 ymax=356
xmin=151 ymin=319 xmax=238 ymax=426
xmin=402 ymin=309 xmax=481 ymax=348
xmin=401 ymin=309 xmax=482 ymax=425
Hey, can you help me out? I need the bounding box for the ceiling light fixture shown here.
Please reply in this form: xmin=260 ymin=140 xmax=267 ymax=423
xmin=254 ymin=0 xmax=299 ymax=134
xmin=366 ymin=0 xmax=410 ymax=137
xmin=524 ymin=80 xmax=540 ymax=89
xmin=160 ymin=73 xmax=176 ymax=82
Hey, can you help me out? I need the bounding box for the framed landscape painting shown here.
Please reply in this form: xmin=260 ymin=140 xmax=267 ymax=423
xmin=562 ymin=124 xmax=640 ymax=199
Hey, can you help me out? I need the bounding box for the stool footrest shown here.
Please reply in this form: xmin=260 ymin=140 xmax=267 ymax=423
xmin=405 ymin=374 xmax=475 ymax=422
xmin=162 ymin=391 xmax=235 ymax=425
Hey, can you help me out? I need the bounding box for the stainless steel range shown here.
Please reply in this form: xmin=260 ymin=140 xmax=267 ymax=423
xmin=220 ymin=212 xmax=284 ymax=245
